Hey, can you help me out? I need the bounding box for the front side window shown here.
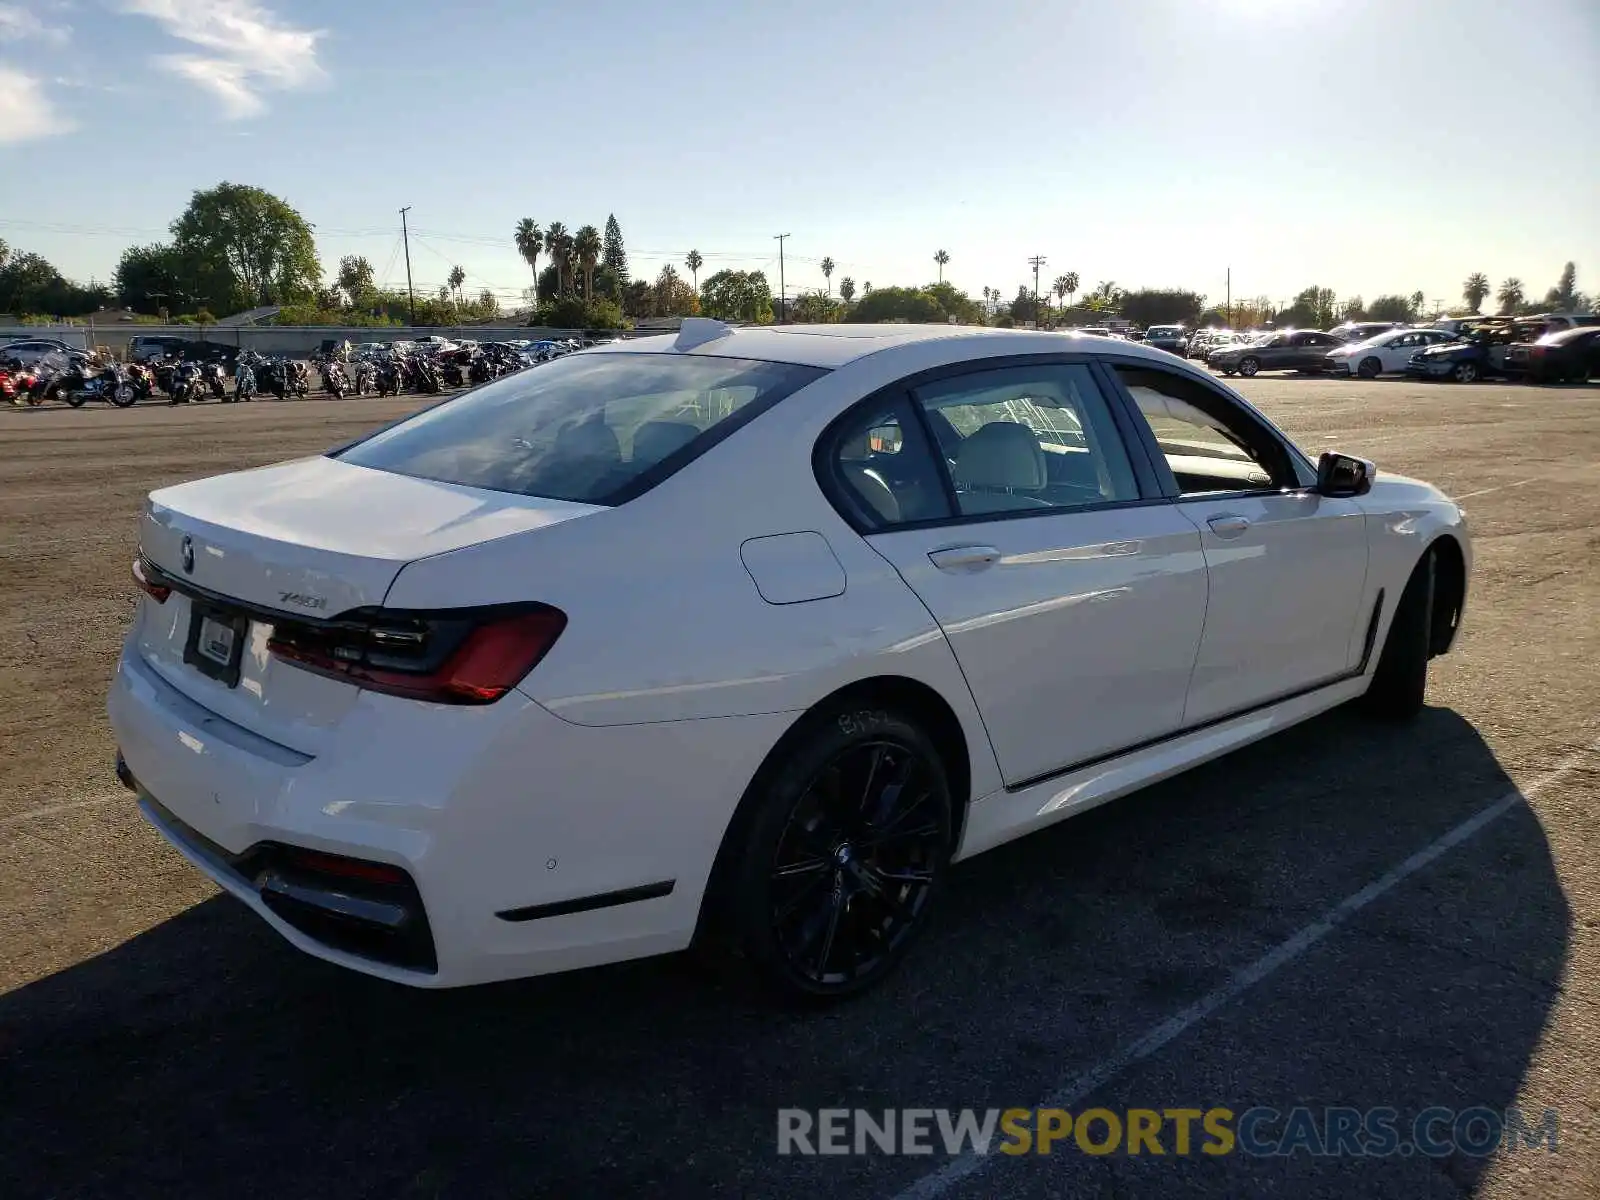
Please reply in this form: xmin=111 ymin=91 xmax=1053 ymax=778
xmin=1114 ymin=366 xmax=1296 ymax=497
xmin=912 ymin=363 xmax=1139 ymax=516
xmin=336 ymin=352 xmax=825 ymax=504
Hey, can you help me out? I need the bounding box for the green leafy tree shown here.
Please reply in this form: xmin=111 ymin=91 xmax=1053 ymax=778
xmin=1061 ymin=271 xmax=1079 ymax=309
xmin=1008 ymin=284 xmax=1041 ymax=326
xmin=848 ymin=284 xmax=979 ymax=324
xmin=933 ymin=249 xmax=949 ymax=284
xmin=1278 ymin=284 xmax=1339 ymax=328
xmin=1462 ymin=272 xmax=1490 ymax=314
xmin=791 ymin=290 xmax=844 ymax=323
xmin=1117 ymin=288 xmax=1205 ymax=329
xmin=699 ymin=269 xmax=775 ymax=323
xmin=1545 ymin=261 xmax=1578 ymax=310
xmin=1496 ymin=277 xmax=1525 ymax=314
xmin=514 ymin=219 xmax=543 ymax=285
xmin=838 ymin=276 xmax=856 ymax=304
xmin=1366 ymin=295 xmax=1413 ymax=322
xmin=0 ymin=249 xmax=109 ymax=318
xmin=601 ymin=215 xmax=628 ymax=297
xmin=336 ymin=255 xmax=376 ymax=305
xmin=650 ymin=264 xmax=699 ymax=316
xmin=1409 ymin=290 xmax=1426 ymax=319
xmin=623 ymin=278 xmax=652 ymax=316
xmin=1341 ymin=295 xmax=1366 ymax=320
xmin=170 ymin=182 xmax=320 ymax=309
xmin=532 ymin=296 xmax=628 ymax=330
xmin=114 ymin=243 xmax=189 ymax=314
xmin=0 ymin=236 xmax=9 ymax=271
xmin=447 ymin=264 xmax=466 ymax=305
xmin=820 ymin=256 xmax=835 ymax=296
xmin=574 ymin=225 xmax=602 ymax=301
xmin=685 ymin=249 xmax=703 ymax=292
xmin=544 ymin=222 xmax=572 ymax=295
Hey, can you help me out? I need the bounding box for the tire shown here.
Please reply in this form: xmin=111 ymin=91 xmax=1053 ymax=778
xmin=1357 ymin=356 xmax=1382 ymax=379
xmin=1569 ymin=361 xmax=1592 ymax=384
xmin=1238 ymin=356 xmax=1260 ymax=377
xmin=61 ymin=387 xmax=85 ymax=408
xmin=712 ymin=706 xmax=953 ymax=1003
xmin=1452 ymin=361 xmax=1479 ymax=383
xmin=110 ymin=384 xmax=137 ymax=408
xmin=1361 ymin=549 xmax=1435 ymax=721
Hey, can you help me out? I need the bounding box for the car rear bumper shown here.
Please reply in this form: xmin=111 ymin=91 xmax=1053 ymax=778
xmin=109 ymin=640 xmax=795 ymax=987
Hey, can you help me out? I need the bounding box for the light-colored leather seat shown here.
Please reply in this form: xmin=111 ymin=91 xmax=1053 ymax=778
xmin=951 ymin=421 xmax=1051 ymax=511
xmin=840 ymin=432 xmax=900 ymax=524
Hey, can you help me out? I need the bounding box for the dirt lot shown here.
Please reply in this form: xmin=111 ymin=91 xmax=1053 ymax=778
xmin=2 ymin=378 xmax=1598 ymax=1198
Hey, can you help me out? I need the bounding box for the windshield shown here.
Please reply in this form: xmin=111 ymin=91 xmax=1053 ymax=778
xmin=336 ymin=351 xmax=826 ymax=504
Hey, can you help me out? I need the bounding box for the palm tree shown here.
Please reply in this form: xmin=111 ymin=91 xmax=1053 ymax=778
xmin=1052 ymin=275 xmax=1071 ymax=324
xmin=574 ymin=225 xmax=602 ymax=301
xmin=1496 ymin=277 xmax=1525 ymax=314
xmin=838 ymin=277 xmax=855 ymax=304
xmin=1462 ymin=272 xmax=1490 ymax=314
xmin=933 ymin=249 xmax=950 ymax=284
xmin=544 ymin=222 xmax=571 ymax=295
xmin=1062 ymin=271 xmax=1080 ymax=309
xmin=513 ymin=219 xmax=543 ymax=286
xmin=864 ymin=281 xmax=872 ymax=296
xmin=685 ymin=249 xmax=703 ymax=292
xmin=1409 ymin=290 xmax=1425 ymax=319
xmin=820 ymin=256 xmax=835 ymax=297
xmin=448 ymin=264 xmax=466 ymax=305
xmin=436 ymin=284 xmax=449 ymax=303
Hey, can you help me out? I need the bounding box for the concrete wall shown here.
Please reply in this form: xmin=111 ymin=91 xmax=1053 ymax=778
xmin=0 ymin=324 xmax=641 ymax=358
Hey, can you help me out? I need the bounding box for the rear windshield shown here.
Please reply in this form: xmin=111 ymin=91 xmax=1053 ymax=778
xmin=335 ymin=351 xmax=826 ymax=504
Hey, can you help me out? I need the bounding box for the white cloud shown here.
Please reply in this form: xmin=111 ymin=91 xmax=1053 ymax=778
xmin=120 ymin=0 xmax=324 ymax=118
xmin=0 ymin=3 xmax=72 ymax=44
xmin=0 ymin=65 xmax=75 ymax=142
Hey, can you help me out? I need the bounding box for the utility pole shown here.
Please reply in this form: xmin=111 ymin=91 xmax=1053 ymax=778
xmin=774 ymin=233 xmax=790 ymax=323
xmin=1027 ymin=255 xmax=1047 ymax=328
xmin=399 ymin=206 xmax=416 ymax=326
xmin=1226 ymin=266 xmax=1232 ymax=329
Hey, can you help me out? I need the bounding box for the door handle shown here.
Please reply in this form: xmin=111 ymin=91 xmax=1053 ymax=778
xmin=1206 ymin=514 xmax=1251 ymax=538
xmin=928 ymin=545 xmax=1001 ymax=572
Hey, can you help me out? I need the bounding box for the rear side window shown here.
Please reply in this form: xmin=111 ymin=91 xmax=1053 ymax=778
xmin=337 ymin=352 xmax=825 ymax=505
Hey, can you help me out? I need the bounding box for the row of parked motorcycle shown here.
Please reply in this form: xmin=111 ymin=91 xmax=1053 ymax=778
xmin=3 ymin=341 xmax=538 ymax=408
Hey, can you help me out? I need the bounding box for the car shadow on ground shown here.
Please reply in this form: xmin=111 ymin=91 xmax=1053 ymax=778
xmin=0 ymin=707 xmax=1568 ymax=1199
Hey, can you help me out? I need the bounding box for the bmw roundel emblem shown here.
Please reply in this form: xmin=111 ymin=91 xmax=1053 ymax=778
xmin=180 ymin=535 xmax=195 ymax=574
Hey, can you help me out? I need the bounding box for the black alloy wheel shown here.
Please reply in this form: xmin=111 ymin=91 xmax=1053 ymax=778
xmin=720 ymin=710 xmax=953 ymax=1002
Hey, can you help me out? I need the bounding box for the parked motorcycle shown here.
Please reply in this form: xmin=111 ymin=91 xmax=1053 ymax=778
xmin=43 ymin=352 xmax=138 ymax=408
xmin=411 ymin=353 xmax=442 ymax=394
xmin=126 ymin=362 xmax=157 ymax=403
xmin=290 ymin=359 xmax=312 ymax=398
xmin=320 ymin=360 xmax=351 ymax=399
xmin=353 ymin=359 xmax=376 ymax=396
xmin=235 ymin=352 xmax=260 ymax=401
xmin=263 ymin=356 xmax=291 ymax=400
xmin=167 ymin=360 xmax=203 ymax=405
xmin=203 ymin=361 xmax=229 ymax=400
xmin=374 ymin=354 xmax=402 ymax=397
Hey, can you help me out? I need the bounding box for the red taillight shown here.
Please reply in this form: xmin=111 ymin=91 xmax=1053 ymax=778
xmin=268 ymin=606 xmax=566 ymax=705
xmin=132 ymin=557 xmax=170 ymax=603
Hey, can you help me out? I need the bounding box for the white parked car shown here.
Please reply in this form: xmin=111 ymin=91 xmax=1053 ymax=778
xmin=110 ymin=320 xmax=1470 ymax=1000
xmin=1325 ymin=327 xmax=1461 ymax=378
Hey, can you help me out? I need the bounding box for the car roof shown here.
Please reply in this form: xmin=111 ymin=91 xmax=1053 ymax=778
xmin=594 ymin=323 xmax=1186 ymax=370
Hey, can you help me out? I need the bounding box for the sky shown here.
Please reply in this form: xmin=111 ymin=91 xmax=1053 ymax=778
xmin=1 ymin=0 xmax=1597 ymax=313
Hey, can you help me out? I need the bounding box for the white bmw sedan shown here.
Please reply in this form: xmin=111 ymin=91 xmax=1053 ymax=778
xmin=1325 ymin=327 xmax=1462 ymax=378
xmin=110 ymin=321 xmax=1470 ymax=1000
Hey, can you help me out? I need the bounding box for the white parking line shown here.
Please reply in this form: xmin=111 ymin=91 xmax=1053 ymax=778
xmin=0 ymin=794 xmax=122 ymax=828
xmin=891 ymin=740 xmax=1599 ymax=1200
xmin=1454 ymin=477 xmax=1536 ymax=501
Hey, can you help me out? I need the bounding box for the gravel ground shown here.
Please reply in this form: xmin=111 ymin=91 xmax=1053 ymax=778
xmin=0 ymin=376 xmax=1597 ymax=1199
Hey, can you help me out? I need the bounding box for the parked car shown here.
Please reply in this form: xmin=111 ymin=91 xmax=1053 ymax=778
xmin=0 ymin=337 xmax=79 ymax=366
xmin=1523 ymin=326 xmax=1600 ymax=384
xmin=1327 ymin=321 xmax=1404 ymax=343
xmin=1325 ymin=328 xmax=1460 ymax=378
xmin=1404 ymin=332 xmax=1499 ymax=382
xmin=111 ymin=320 xmax=1468 ymax=1000
xmin=1144 ymin=325 xmax=1189 ymax=355
xmin=128 ymin=335 xmax=236 ymax=366
xmin=1501 ymin=314 xmax=1600 ymax=376
xmin=1208 ymin=329 xmax=1343 ymax=376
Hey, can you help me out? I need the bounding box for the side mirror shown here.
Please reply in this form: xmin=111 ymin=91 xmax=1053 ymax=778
xmin=1316 ymin=450 xmax=1375 ymax=498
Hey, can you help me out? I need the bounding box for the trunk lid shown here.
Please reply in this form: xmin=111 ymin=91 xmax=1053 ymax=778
xmin=135 ymin=455 xmax=600 ymax=755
